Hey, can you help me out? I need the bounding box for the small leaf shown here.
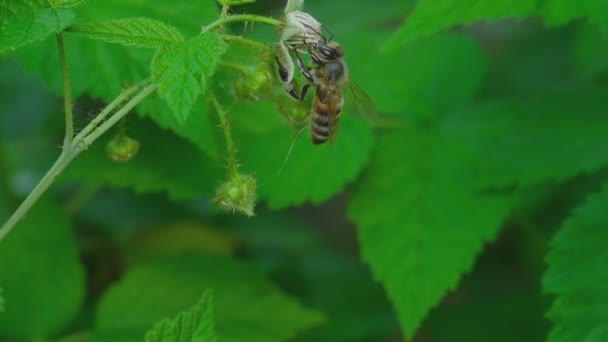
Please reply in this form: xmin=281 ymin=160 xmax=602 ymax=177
xmin=349 ymin=122 xmax=512 ymax=339
xmin=145 ymin=289 xmax=217 ymax=342
xmin=384 ymin=0 xmax=538 ymax=49
xmin=0 ymin=8 xmax=75 ymax=53
xmin=544 ymin=183 xmax=608 ymax=341
xmin=93 ymin=255 xmax=324 ymax=341
xmin=152 ymin=33 xmax=228 ymax=123
xmin=0 ymin=199 xmax=85 ymax=338
xmin=67 ymin=18 xmax=184 ymax=48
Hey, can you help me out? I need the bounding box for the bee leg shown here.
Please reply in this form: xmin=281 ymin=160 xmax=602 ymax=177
xmin=294 ymin=50 xmax=315 ymax=83
xmin=275 ymin=55 xmax=303 ymax=100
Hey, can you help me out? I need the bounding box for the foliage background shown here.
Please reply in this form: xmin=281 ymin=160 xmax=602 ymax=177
xmin=1 ymin=0 xmax=608 ymax=341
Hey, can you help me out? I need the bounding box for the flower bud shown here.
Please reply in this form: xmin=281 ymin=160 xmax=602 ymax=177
xmin=275 ymin=93 xmax=310 ymax=128
xmin=234 ymin=61 xmax=274 ymax=100
xmin=212 ymin=173 xmax=257 ymax=217
xmin=106 ymin=134 xmax=140 ymax=162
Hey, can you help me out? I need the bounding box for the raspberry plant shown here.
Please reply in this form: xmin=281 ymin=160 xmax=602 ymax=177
xmin=1 ymin=0 xmax=608 ymax=341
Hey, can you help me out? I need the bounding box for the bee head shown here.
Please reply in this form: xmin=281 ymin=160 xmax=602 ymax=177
xmin=315 ymin=41 xmax=344 ymax=62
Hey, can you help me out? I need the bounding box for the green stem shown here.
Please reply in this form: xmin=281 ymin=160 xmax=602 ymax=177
xmin=201 ymin=14 xmax=280 ymax=34
xmin=0 ymin=82 xmax=157 ymax=242
xmin=56 ymin=32 xmax=74 ymax=147
xmin=210 ymin=94 xmax=238 ymax=176
xmin=221 ymin=34 xmax=270 ymax=51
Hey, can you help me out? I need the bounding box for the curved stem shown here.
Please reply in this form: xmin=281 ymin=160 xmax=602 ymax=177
xmin=221 ymin=34 xmax=270 ymax=51
xmin=201 ymin=14 xmax=280 ymax=34
xmin=0 ymin=82 xmax=157 ymax=242
xmin=56 ymin=32 xmax=74 ymax=147
xmin=210 ymin=94 xmax=238 ymax=176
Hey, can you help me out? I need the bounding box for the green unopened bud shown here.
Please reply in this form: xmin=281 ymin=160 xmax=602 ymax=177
xmin=235 ymin=61 xmax=274 ymax=100
xmin=275 ymin=93 xmax=310 ymax=128
xmin=212 ymin=173 xmax=257 ymax=217
xmin=106 ymin=134 xmax=140 ymax=162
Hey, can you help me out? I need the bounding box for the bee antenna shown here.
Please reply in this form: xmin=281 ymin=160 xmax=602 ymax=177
xmin=277 ymin=125 xmax=306 ymax=176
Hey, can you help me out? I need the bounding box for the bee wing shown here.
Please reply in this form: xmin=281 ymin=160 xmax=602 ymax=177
xmin=346 ymin=79 xmax=405 ymax=129
xmin=327 ymin=77 xmax=340 ymax=145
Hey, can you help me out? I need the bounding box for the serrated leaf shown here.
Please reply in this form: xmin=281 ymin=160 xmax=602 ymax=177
xmin=93 ymin=255 xmax=324 ymax=342
xmin=0 ymin=7 xmax=75 ymax=53
xmin=145 ymin=289 xmax=216 ymax=342
xmin=0 ymin=199 xmax=85 ymax=338
xmin=152 ymin=33 xmax=227 ymax=123
xmin=448 ymin=91 xmax=608 ymax=188
xmin=231 ymin=101 xmax=373 ymax=209
xmin=12 ymin=0 xmax=220 ymax=156
xmin=62 ymin=117 xmax=222 ymax=200
xmin=384 ymin=0 xmax=538 ymax=48
xmin=349 ymin=122 xmax=512 ymax=339
xmin=67 ymin=18 xmax=184 ymax=48
xmin=544 ymin=184 xmax=608 ymax=341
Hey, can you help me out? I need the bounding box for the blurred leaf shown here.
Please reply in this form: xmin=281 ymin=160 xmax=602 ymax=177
xmin=0 ymin=0 xmax=77 ymax=53
xmin=127 ymin=222 xmax=239 ymax=263
xmin=349 ymin=122 xmax=512 ymax=339
xmin=152 ymin=33 xmax=227 ymax=123
xmin=543 ymin=183 xmax=608 ymax=341
xmin=93 ymin=255 xmax=324 ymax=342
xmin=541 ymin=1 xmax=585 ymax=27
xmin=145 ymin=289 xmax=216 ymax=342
xmin=62 ymin=117 xmax=222 ymax=200
xmin=0 ymin=288 xmax=4 ymax=313
xmin=573 ymin=24 xmax=608 ymax=79
xmin=67 ymin=18 xmax=184 ymax=48
xmin=232 ymin=101 xmax=373 ymax=209
xmin=12 ymin=0 xmax=220 ymax=156
xmin=384 ymin=0 xmax=537 ymax=49
xmin=448 ymin=91 xmax=608 ymax=188
xmin=0 ymin=199 xmax=85 ymax=339
xmin=345 ymin=33 xmax=486 ymax=117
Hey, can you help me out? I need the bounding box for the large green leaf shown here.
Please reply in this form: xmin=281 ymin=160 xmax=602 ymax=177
xmin=349 ymin=122 xmax=512 ymax=339
xmin=0 ymin=199 xmax=85 ymax=339
xmin=67 ymin=18 xmax=184 ymax=48
xmin=12 ymin=0 xmax=220 ymax=156
xmin=145 ymin=289 xmax=217 ymax=342
xmin=152 ymin=33 xmax=227 ymax=123
xmin=62 ymin=117 xmax=222 ymax=200
xmin=544 ymin=184 xmax=608 ymax=341
xmin=0 ymin=0 xmax=81 ymax=53
xmin=92 ymin=255 xmax=324 ymax=342
xmin=384 ymin=0 xmax=538 ymax=49
xmin=449 ymin=91 xmax=608 ymax=188
xmin=231 ymin=100 xmax=374 ymax=209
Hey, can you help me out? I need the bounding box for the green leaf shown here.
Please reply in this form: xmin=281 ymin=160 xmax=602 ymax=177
xmin=0 ymin=6 xmax=75 ymax=53
xmin=573 ymin=24 xmax=608 ymax=78
xmin=67 ymin=18 xmax=184 ymax=48
xmin=349 ymin=122 xmax=512 ymax=339
xmin=540 ymin=0 xmax=585 ymax=27
xmin=231 ymin=101 xmax=374 ymax=209
xmin=93 ymin=255 xmax=324 ymax=342
xmin=218 ymin=0 xmax=254 ymax=5
xmin=0 ymin=288 xmax=4 ymax=313
xmin=345 ymin=33 xmax=485 ymax=116
xmin=450 ymin=90 xmax=608 ymax=188
xmin=384 ymin=0 xmax=538 ymax=49
xmin=151 ymin=33 xmax=227 ymax=123
xmin=145 ymin=289 xmax=217 ymax=342
xmin=62 ymin=117 xmax=222 ymax=200
xmin=544 ymin=184 xmax=608 ymax=341
xmin=0 ymin=199 xmax=85 ymax=338
xmin=13 ymin=0 xmax=220 ymax=155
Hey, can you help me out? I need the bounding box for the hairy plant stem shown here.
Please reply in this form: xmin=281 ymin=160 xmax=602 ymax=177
xmin=56 ymin=32 xmax=74 ymax=147
xmin=201 ymin=14 xmax=280 ymax=34
xmin=221 ymin=34 xmax=271 ymax=51
xmin=210 ymin=94 xmax=239 ymax=176
xmin=0 ymin=81 xmax=156 ymax=242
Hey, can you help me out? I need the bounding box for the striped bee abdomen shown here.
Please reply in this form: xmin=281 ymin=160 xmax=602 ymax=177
xmin=310 ymin=91 xmax=343 ymax=145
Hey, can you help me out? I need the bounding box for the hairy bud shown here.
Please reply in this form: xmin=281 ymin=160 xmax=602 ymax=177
xmin=212 ymin=173 xmax=257 ymax=217
xmin=106 ymin=134 xmax=140 ymax=162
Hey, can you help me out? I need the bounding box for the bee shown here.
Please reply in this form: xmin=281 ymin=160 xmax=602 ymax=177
xmin=279 ymin=38 xmax=376 ymax=144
